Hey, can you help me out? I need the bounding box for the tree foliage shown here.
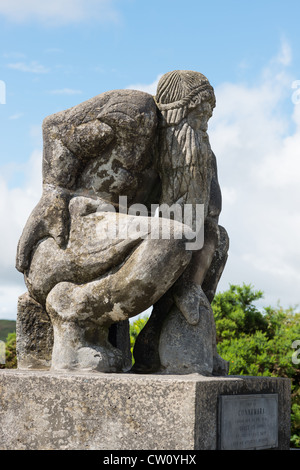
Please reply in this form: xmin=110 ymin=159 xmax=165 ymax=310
xmin=129 ymin=315 xmax=148 ymax=365
xmin=0 ymin=332 xmax=17 ymax=369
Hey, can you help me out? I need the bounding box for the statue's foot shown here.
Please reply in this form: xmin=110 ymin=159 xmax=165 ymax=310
xmin=74 ymin=345 xmax=123 ymax=372
xmin=212 ymin=353 xmax=229 ymax=376
xmin=46 ymin=287 xmax=125 ymax=373
xmin=51 ymin=341 xmax=124 ymax=373
xmin=173 ymin=282 xmax=210 ymax=325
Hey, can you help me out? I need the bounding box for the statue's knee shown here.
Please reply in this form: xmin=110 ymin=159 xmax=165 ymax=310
xmin=46 ymin=282 xmax=79 ymax=321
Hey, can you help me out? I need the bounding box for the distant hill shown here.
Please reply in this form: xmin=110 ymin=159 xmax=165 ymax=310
xmin=0 ymin=320 xmax=16 ymax=342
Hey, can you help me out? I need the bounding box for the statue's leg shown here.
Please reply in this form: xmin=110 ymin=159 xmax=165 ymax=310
xmin=202 ymin=225 xmax=229 ymax=303
xmin=133 ymin=221 xmax=229 ymax=375
xmin=132 ymin=292 xmax=174 ymax=373
xmin=132 ymin=219 xmax=218 ymax=373
xmin=46 ymin=236 xmax=192 ymax=372
xmin=108 ymin=320 xmax=132 ymax=372
xmin=202 ymin=224 xmax=229 ymax=376
xmin=171 ymin=221 xmax=229 ymax=375
xmin=172 ymin=217 xmax=220 ymax=324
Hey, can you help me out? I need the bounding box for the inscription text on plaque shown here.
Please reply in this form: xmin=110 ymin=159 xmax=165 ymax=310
xmin=218 ymin=394 xmax=278 ymax=450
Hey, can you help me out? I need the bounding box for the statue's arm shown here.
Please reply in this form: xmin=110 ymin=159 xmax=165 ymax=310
xmin=16 ymin=114 xmax=114 ymax=273
xmin=207 ymin=151 xmax=222 ymax=222
xmin=190 ymin=151 xmax=222 ymax=282
xmin=42 ymin=114 xmax=114 ymax=189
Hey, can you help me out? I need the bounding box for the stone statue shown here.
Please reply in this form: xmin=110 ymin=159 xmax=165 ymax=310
xmin=133 ymin=71 xmax=229 ymax=375
xmin=16 ymin=71 xmax=229 ymax=376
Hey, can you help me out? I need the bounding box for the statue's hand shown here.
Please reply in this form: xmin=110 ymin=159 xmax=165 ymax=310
xmin=16 ymin=186 xmax=70 ymax=273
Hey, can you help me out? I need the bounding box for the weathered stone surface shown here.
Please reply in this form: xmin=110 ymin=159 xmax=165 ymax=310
xmin=158 ymin=303 xmax=226 ymax=376
xmin=108 ymin=320 xmax=132 ymax=372
xmin=17 ymin=292 xmax=53 ymax=370
xmin=0 ymin=371 xmax=291 ymax=450
xmin=16 ymin=89 xmax=159 ymax=275
xmin=15 ymin=71 xmax=229 ymax=375
xmin=15 ymin=89 xmax=163 ymax=372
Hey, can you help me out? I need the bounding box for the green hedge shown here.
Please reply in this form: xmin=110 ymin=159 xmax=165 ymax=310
xmin=0 ymin=332 xmax=17 ymax=370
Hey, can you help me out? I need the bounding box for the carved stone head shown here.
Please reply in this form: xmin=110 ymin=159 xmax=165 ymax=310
xmin=155 ymin=70 xmax=216 ymax=127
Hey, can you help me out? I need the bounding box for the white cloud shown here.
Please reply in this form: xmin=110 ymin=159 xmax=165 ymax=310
xmin=0 ymin=150 xmax=42 ymax=319
xmin=274 ymin=37 xmax=292 ymax=66
xmin=126 ymin=74 xmax=163 ymax=95
xmin=2 ymin=52 xmax=26 ymax=59
xmin=0 ymin=0 xmax=119 ymax=25
xmin=7 ymin=61 xmax=49 ymax=74
xmin=0 ymin=285 xmax=25 ymax=321
xmin=210 ymin=41 xmax=300 ymax=308
xmin=9 ymin=113 xmax=24 ymax=120
xmin=49 ymin=88 xmax=83 ymax=95
xmin=44 ymin=48 xmax=64 ymax=54
xmin=0 ymin=150 xmax=42 ymax=267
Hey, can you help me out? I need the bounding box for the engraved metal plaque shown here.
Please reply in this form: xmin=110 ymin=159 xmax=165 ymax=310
xmin=218 ymin=394 xmax=278 ymax=450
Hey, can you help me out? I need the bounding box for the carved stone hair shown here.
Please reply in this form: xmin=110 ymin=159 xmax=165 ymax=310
xmin=155 ymin=70 xmax=216 ymax=126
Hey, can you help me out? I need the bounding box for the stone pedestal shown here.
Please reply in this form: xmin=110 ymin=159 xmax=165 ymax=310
xmin=0 ymin=370 xmax=291 ymax=450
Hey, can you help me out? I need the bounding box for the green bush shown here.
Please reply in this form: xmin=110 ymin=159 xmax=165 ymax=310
xmin=0 ymin=332 xmax=17 ymax=369
xmin=129 ymin=315 xmax=148 ymax=365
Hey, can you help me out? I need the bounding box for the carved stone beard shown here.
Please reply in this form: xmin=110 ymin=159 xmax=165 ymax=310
xmin=158 ymin=119 xmax=213 ymax=215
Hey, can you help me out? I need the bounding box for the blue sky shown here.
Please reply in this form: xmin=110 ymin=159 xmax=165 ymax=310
xmin=0 ymin=0 xmax=300 ymax=319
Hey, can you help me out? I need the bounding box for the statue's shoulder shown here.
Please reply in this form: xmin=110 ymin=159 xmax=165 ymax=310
xmin=95 ymin=89 xmax=158 ymax=132
xmin=43 ymin=88 xmax=158 ymax=133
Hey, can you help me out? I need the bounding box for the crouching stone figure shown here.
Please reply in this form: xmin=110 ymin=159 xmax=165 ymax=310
xmin=16 ymin=71 xmax=229 ymax=375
